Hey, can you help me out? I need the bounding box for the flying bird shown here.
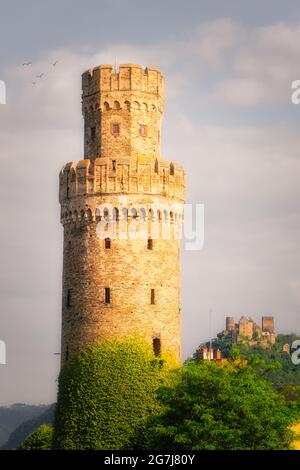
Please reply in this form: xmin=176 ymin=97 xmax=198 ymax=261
xmin=50 ymin=60 xmax=58 ymax=66
xmin=22 ymin=62 xmax=32 ymax=66
xmin=36 ymin=73 xmax=44 ymax=79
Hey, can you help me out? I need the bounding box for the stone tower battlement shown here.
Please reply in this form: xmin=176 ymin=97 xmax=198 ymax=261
xmin=82 ymin=64 xmax=164 ymax=161
xmin=82 ymin=64 xmax=164 ymax=98
xmin=59 ymin=156 xmax=185 ymax=206
xmin=59 ymin=64 xmax=185 ymax=367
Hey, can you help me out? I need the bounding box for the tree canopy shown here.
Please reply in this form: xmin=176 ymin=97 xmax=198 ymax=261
xmin=145 ymin=361 xmax=294 ymax=450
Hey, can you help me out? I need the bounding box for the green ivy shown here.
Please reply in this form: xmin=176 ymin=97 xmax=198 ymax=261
xmin=53 ymin=338 xmax=171 ymax=450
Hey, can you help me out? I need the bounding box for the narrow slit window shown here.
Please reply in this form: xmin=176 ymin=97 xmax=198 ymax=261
xmin=105 ymin=287 xmax=111 ymax=304
xmin=66 ymin=289 xmax=72 ymax=308
xmin=105 ymin=238 xmax=111 ymax=249
xmin=65 ymin=345 xmax=69 ymax=362
xmin=91 ymin=127 xmax=96 ymax=139
xmin=147 ymin=238 xmax=153 ymax=250
xmin=151 ymin=288 xmax=155 ymax=305
xmin=112 ymin=160 xmax=116 ymax=171
xmin=153 ymin=338 xmax=161 ymax=356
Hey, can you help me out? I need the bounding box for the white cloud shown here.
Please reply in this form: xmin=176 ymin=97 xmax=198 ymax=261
xmin=208 ymin=21 xmax=300 ymax=106
xmin=183 ymin=18 xmax=242 ymax=65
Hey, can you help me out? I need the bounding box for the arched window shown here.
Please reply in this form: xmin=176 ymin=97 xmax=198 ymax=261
xmin=104 ymin=101 xmax=110 ymax=111
xmin=129 ymin=208 xmax=138 ymax=219
xmin=153 ymin=338 xmax=161 ymax=356
xmin=87 ymin=208 xmax=92 ymax=221
xmin=154 ymin=159 xmax=159 ymax=174
xmin=95 ymin=208 xmax=101 ymax=222
xmin=105 ymin=238 xmax=111 ymax=249
xmin=170 ymin=163 xmax=174 ymax=176
xmin=147 ymin=238 xmax=153 ymax=250
xmin=113 ymin=207 xmax=119 ymax=220
xmin=114 ymin=100 xmax=121 ymax=110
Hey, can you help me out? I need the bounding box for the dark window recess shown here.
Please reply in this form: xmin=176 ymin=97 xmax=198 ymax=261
xmin=105 ymin=287 xmax=111 ymax=304
xmin=91 ymin=127 xmax=96 ymax=139
xmin=66 ymin=186 xmax=70 ymax=198
xmin=151 ymin=289 xmax=155 ymax=305
xmin=105 ymin=238 xmax=111 ymax=249
xmin=153 ymin=338 xmax=161 ymax=356
xmin=65 ymin=345 xmax=69 ymax=362
xmin=147 ymin=238 xmax=153 ymax=250
xmin=66 ymin=289 xmax=72 ymax=308
xmin=112 ymin=123 xmax=120 ymax=135
xmin=68 ymin=240 xmax=71 ymax=250
xmin=112 ymin=160 xmax=116 ymax=171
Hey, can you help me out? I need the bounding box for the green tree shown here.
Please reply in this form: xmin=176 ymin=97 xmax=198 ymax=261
xmin=53 ymin=339 xmax=169 ymax=450
xmin=18 ymin=425 xmax=53 ymax=450
xmin=145 ymin=361 xmax=294 ymax=450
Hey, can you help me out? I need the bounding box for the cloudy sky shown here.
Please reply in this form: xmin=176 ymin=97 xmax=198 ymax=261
xmin=0 ymin=0 xmax=300 ymax=405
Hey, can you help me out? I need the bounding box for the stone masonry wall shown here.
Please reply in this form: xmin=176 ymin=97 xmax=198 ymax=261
xmin=59 ymin=64 xmax=185 ymax=366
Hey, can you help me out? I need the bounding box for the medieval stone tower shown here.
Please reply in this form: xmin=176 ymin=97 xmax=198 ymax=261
xmin=59 ymin=64 xmax=185 ymax=366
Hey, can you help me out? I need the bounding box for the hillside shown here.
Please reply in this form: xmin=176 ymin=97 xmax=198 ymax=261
xmin=0 ymin=404 xmax=51 ymax=449
xmin=1 ymin=404 xmax=55 ymax=450
xmin=197 ymin=333 xmax=300 ymax=388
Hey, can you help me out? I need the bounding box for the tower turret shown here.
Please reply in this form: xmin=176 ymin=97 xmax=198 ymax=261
xmin=82 ymin=64 xmax=163 ymax=161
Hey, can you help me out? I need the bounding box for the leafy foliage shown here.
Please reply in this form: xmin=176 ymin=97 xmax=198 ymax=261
xmin=145 ymin=361 xmax=294 ymax=450
xmin=53 ymin=339 xmax=169 ymax=450
xmin=18 ymin=424 xmax=53 ymax=450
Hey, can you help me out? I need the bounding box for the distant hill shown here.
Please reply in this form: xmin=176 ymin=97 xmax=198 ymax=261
xmin=0 ymin=404 xmax=52 ymax=449
xmin=1 ymin=404 xmax=55 ymax=450
xmin=196 ymin=333 xmax=300 ymax=388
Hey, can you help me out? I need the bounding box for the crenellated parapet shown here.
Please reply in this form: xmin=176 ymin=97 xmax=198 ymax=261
xmin=82 ymin=64 xmax=164 ymax=103
xmin=59 ymin=156 xmax=185 ymax=206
